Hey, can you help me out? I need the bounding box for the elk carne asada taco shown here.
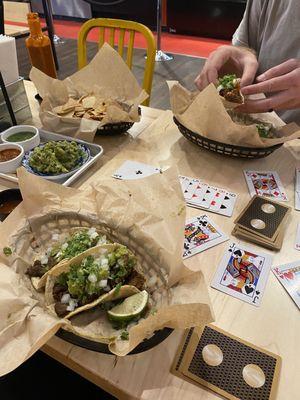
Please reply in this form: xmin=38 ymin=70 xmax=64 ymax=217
xmin=26 ymin=227 xmax=108 ymax=290
xmin=217 ymin=74 xmax=244 ymax=106
xmin=45 ymin=243 xmax=146 ymax=319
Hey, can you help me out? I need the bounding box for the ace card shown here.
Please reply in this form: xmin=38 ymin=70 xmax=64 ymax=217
xmin=273 ymin=261 xmax=300 ymax=310
xmin=183 ymin=215 xmax=228 ymax=259
xmin=244 ymin=171 xmax=288 ymax=201
xmin=112 ymin=160 xmax=161 ymax=180
xmin=211 ymin=243 xmax=272 ymax=306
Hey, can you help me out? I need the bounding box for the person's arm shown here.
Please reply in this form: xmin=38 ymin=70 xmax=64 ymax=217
xmin=237 ymin=59 xmax=300 ymax=113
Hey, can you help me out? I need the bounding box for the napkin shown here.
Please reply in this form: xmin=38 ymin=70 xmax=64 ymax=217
xmin=0 ymin=35 xmax=19 ymax=85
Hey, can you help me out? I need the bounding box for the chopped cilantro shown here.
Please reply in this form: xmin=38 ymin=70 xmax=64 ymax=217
xmin=3 ymin=247 xmax=12 ymax=256
xmin=113 ymin=282 xmax=122 ymax=296
xmin=120 ymin=330 xmax=129 ymax=340
xmin=217 ymin=74 xmax=238 ymax=90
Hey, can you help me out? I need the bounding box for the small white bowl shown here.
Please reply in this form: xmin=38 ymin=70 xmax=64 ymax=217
xmin=0 ymin=143 xmax=24 ymax=173
xmin=1 ymin=125 xmax=40 ymax=152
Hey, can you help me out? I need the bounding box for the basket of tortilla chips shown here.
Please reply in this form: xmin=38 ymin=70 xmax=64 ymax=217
xmin=169 ymin=75 xmax=300 ymax=159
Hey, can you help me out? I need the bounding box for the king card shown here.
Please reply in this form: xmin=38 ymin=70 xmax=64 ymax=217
xmin=273 ymin=261 xmax=300 ymax=310
xmin=183 ymin=215 xmax=228 ymax=259
xmin=112 ymin=160 xmax=161 ymax=180
xmin=211 ymin=243 xmax=273 ymax=306
xmin=244 ymin=171 xmax=288 ymax=202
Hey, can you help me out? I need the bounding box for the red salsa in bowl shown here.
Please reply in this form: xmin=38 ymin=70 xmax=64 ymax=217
xmin=0 ymin=148 xmax=21 ymax=162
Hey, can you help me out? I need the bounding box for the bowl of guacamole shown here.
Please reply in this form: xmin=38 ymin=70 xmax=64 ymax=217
xmin=22 ymin=140 xmax=90 ymax=180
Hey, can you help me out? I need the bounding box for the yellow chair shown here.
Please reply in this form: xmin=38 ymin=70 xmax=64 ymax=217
xmin=78 ymin=18 xmax=156 ymax=106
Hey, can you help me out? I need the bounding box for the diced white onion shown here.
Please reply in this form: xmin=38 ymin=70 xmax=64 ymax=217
xmin=217 ymin=85 xmax=223 ymax=93
xmin=61 ymin=243 xmax=68 ymax=250
xmin=98 ymin=279 xmax=107 ymax=288
xmin=88 ymin=273 xmax=97 ymax=283
xmin=40 ymin=255 xmax=48 ymax=265
xmin=88 ymin=227 xmax=97 ymax=237
xmin=103 ymin=285 xmax=111 ymax=292
xmin=66 ymin=299 xmax=78 ymax=312
xmin=97 ymin=235 xmax=107 ymax=244
xmin=147 ymin=276 xmax=157 ymax=288
xmin=90 ymin=231 xmax=98 ymax=240
xmin=52 ymin=234 xmax=59 ymax=241
xmin=101 ymin=258 xmax=108 ymax=266
xmin=61 ymin=293 xmax=71 ymax=304
xmin=46 ymin=247 xmax=52 ymax=256
xmin=56 ymin=251 xmax=62 ymax=258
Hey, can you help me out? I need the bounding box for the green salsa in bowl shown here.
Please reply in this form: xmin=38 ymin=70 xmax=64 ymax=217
xmin=1 ymin=125 xmax=40 ymax=152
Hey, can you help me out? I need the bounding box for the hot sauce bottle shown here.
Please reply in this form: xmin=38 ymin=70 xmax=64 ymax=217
xmin=25 ymin=12 xmax=57 ymax=78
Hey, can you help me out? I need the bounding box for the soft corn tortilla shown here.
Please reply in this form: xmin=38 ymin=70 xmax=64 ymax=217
xmin=45 ymin=243 xmax=144 ymax=319
xmin=30 ymin=227 xmax=106 ymax=291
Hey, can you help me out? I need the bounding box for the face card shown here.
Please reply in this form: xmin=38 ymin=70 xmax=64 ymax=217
xmin=273 ymin=261 xmax=300 ymax=310
xmin=112 ymin=160 xmax=161 ymax=180
xmin=211 ymin=243 xmax=273 ymax=306
xmin=183 ymin=215 xmax=228 ymax=259
xmin=295 ymin=223 xmax=300 ymax=251
xmin=244 ymin=171 xmax=288 ymax=202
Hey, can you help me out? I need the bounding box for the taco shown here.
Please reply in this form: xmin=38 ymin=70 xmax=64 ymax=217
xmin=227 ymin=109 xmax=277 ymax=139
xmin=217 ymin=74 xmax=244 ymax=108
xmin=45 ymin=243 xmax=146 ymax=320
xmin=26 ymin=227 xmax=109 ymax=290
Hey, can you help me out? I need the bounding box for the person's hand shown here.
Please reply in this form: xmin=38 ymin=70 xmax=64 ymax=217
xmin=195 ymin=45 xmax=258 ymax=90
xmin=238 ymin=59 xmax=300 ymax=113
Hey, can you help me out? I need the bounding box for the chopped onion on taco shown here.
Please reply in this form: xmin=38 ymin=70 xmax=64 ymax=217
xmin=26 ymin=227 xmax=109 ymax=290
xmin=45 ymin=243 xmax=146 ymax=319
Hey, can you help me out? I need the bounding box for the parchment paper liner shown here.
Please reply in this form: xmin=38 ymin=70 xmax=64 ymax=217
xmin=169 ymin=81 xmax=300 ymax=148
xmin=29 ymin=43 xmax=148 ymax=142
xmin=0 ymin=167 xmax=213 ymax=374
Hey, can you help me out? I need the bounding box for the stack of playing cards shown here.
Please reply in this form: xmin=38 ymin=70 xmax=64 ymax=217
xmin=244 ymin=170 xmax=288 ymax=201
xmin=295 ymin=168 xmax=300 ymax=210
xmin=179 ymin=175 xmax=237 ymax=217
xmin=232 ymin=195 xmax=291 ymax=250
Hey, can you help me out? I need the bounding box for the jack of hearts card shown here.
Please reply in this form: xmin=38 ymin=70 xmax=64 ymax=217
xmin=211 ymin=243 xmax=273 ymax=306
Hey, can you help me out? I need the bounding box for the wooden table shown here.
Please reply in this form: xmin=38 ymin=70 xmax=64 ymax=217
xmin=5 ymin=81 xmax=300 ymax=400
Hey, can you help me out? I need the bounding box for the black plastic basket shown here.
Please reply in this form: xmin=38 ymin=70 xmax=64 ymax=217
xmin=56 ymin=327 xmax=173 ymax=355
xmin=174 ymin=117 xmax=282 ymax=159
xmin=96 ymin=121 xmax=134 ymax=136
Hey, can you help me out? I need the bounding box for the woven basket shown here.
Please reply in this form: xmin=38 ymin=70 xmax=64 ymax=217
xmin=27 ymin=212 xmax=172 ymax=354
xmin=174 ymin=117 xmax=282 ymax=159
xmin=96 ymin=121 xmax=134 ymax=136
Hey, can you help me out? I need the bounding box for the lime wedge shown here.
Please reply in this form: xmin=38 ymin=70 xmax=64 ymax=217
xmin=107 ymin=290 xmax=149 ymax=322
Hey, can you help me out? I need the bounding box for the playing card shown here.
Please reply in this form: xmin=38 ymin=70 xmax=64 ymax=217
xmin=208 ymin=188 xmax=226 ymax=212
xmin=183 ymin=215 xmax=228 ymax=259
xmin=295 ymin=223 xmax=300 ymax=251
xmin=216 ymin=191 xmax=237 ymax=217
xmin=296 ymin=168 xmax=300 ymax=192
xmin=196 ymin=186 xmax=218 ymax=209
xmin=187 ymin=182 xmax=210 ymax=206
xmin=273 ymin=261 xmax=300 ymax=310
xmin=295 ymin=190 xmax=300 ymax=211
xmin=211 ymin=243 xmax=273 ymax=306
xmin=244 ymin=171 xmax=288 ymax=202
xmin=112 ymin=160 xmax=161 ymax=180
xmin=180 ymin=176 xmax=201 ymax=200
